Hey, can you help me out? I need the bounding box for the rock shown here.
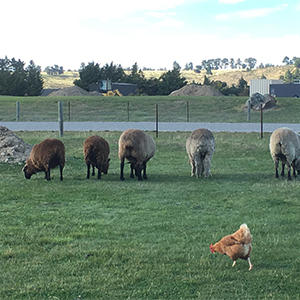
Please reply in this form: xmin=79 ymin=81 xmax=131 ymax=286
xmin=0 ymin=126 xmax=32 ymax=164
xmin=246 ymin=93 xmax=277 ymax=111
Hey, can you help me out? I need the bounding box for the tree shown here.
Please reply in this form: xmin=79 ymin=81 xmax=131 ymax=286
xmin=173 ymin=61 xmax=181 ymax=71
xmin=158 ymin=67 xmax=186 ymax=95
xmin=294 ymin=57 xmax=300 ymax=68
xmin=25 ymin=60 xmax=43 ymax=96
xmin=282 ymin=56 xmax=290 ymax=65
xmin=74 ymin=62 xmax=101 ymax=90
xmin=0 ymin=57 xmax=43 ymax=96
xmin=244 ymin=57 xmax=257 ymax=70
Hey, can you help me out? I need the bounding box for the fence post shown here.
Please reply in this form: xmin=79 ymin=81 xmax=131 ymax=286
xmin=16 ymin=101 xmax=20 ymax=121
xmin=186 ymin=101 xmax=190 ymax=122
xmin=260 ymin=104 xmax=263 ymax=139
xmin=247 ymin=99 xmax=251 ymax=121
xmin=58 ymin=101 xmax=64 ymax=137
xmin=127 ymin=101 xmax=129 ymax=121
xmin=68 ymin=101 xmax=71 ymax=121
xmin=155 ymin=104 xmax=158 ymax=138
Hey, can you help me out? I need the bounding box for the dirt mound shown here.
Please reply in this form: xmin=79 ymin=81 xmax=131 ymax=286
xmin=0 ymin=126 xmax=32 ymax=164
xmin=170 ymin=84 xmax=223 ymax=96
xmin=47 ymin=86 xmax=91 ymax=96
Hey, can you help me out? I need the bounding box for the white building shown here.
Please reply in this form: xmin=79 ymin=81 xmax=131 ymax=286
xmin=249 ymin=79 xmax=284 ymax=96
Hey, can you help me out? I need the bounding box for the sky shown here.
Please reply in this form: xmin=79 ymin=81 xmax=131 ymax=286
xmin=1 ymin=0 xmax=300 ymax=70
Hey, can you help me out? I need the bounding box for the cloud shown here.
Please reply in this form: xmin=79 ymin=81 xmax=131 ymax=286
xmin=216 ymin=4 xmax=288 ymax=21
xmin=219 ymin=0 xmax=245 ymax=4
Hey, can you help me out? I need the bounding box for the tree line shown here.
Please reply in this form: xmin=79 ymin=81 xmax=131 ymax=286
xmin=74 ymin=62 xmax=187 ymax=96
xmin=0 ymin=56 xmax=43 ymax=96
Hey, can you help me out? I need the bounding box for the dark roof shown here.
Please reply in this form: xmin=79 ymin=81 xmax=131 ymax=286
xmin=270 ymin=84 xmax=300 ymax=97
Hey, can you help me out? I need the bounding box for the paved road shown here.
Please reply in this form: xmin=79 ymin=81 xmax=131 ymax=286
xmin=1 ymin=121 xmax=300 ymax=132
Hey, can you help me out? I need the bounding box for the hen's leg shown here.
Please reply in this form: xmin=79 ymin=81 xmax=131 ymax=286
xmin=232 ymin=261 xmax=236 ymax=267
xmin=248 ymin=257 xmax=253 ymax=271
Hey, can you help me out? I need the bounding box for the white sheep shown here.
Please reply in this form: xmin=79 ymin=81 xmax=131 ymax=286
xmin=269 ymin=127 xmax=300 ymax=180
xmin=186 ymin=128 xmax=215 ymax=178
xmin=118 ymin=129 xmax=156 ymax=181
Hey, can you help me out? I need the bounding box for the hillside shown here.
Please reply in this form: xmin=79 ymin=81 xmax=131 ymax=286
xmin=42 ymin=66 xmax=294 ymax=89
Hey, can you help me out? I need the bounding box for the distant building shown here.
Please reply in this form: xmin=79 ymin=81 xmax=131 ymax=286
xmin=270 ymin=84 xmax=300 ymax=98
xmin=89 ymin=80 xmax=138 ymax=96
xmin=249 ymin=79 xmax=283 ymax=96
xmin=250 ymin=79 xmax=300 ymax=97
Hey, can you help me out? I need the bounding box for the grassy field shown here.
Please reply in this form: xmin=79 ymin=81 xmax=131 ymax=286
xmin=1 ymin=95 xmax=300 ymax=123
xmin=0 ymin=131 xmax=299 ymax=299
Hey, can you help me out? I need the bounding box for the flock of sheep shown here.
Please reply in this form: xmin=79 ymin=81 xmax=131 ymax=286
xmin=22 ymin=127 xmax=300 ymax=181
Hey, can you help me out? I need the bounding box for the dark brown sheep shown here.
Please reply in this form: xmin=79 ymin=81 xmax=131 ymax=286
xmin=118 ymin=129 xmax=155 ymax=181
xmin=83 ymin=135 xmax=110 ymax=179
xmin=23 ymin=138 xmax=65 ymax=181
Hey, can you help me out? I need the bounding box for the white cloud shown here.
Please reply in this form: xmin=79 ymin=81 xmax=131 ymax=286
xmin=216 ymin=4 xmax=288 ymax=21
xmin=219 ymin=0 xmax=245 ymax=4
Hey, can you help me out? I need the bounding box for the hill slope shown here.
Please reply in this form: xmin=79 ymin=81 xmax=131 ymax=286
xmin=42 ymin=66 xmax=293 ymax=89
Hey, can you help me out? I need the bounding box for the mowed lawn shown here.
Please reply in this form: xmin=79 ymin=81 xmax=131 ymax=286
xmin=0 ymin=131 xmax=299 ymax=299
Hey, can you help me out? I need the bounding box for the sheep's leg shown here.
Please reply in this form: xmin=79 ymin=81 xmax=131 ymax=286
xmin=136 ymin=167 xmax=143 ymax=181
xmin=275 ymin=159 xmax=279 ymax=178
xmin=203 ymin=154 xmax=212 ymax=177
xmin=280 ymin=161 xmax=285 ymax=177
xmin=92 ymin=166 xmax=95 ymax=176
xmin=59 ymin=165 xmax=63 ymax=181
xmin=45 ymin=168 xmax=51 ymax=181
xmin=292 ymin=161 xmax=297 ymax=177
xmin=190 ymin=160 xmax=196 ymax=177
xmin=287 ymin=163 xmax=292 ymax=180
xmin=120 ymin=158 xmax=125 ymax=181
xmin=97 ymin=168 xmax=101 ymax=180
xmin=143 ymin=162 xmax=147 ymax=180
xmin=86 ymin=163 xmax=90 ymax=179
xmin=130 ymin=164 xmax=135 ymax=178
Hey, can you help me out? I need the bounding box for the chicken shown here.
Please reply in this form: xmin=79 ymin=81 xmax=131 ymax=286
xmin=209 ymin=223 xmax=253 ymax=271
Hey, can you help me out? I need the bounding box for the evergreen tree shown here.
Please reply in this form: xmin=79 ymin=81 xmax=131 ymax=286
xmin=26 ymin=60 xmax=43 ymax=96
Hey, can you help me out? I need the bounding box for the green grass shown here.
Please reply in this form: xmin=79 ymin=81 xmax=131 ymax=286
xmin=1 ymin=131 xmax=300 ymax=299
xmin=1 ymin=95 xmax=300 ymax=123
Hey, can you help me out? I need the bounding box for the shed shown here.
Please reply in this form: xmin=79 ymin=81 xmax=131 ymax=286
xmin=270 ymin=84 xmax=300 ymax=98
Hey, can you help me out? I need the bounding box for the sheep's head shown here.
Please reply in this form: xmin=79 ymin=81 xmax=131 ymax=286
xmin=102 ymin=158 xmax=110 ymax=174
xmin=22 ymin=160 xmax=36 ymax=179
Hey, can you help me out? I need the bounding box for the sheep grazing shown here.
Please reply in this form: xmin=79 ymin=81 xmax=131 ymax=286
xmin=186 ymin=128 xmax=215 ymax=178
xmin=269 ymin=127 xmax=300 ymax=180
xmin=83 ymin=135 xmax=110 ymax=180
xmin=118 ymin=129 xmax=156 ymax=181
xmin=23 ymin=138 xmax=65 ymax=181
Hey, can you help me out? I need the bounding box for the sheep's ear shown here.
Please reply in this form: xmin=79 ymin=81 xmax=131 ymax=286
xmin=22 ymin=165 xmax=27 ymax=172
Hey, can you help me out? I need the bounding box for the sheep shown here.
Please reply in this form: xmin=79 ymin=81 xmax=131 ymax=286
xmin=269 ymin=127 xmax=300 ymax=180
xmin=83 ymin=135 xmax=110 ymax=180
xmin=186 ymin=128 xmax=215 ymax=178
xmin=118 ymin=129 xmax=156 ymax=181
xmin=23 ymin=138 xmax=65 ymax=181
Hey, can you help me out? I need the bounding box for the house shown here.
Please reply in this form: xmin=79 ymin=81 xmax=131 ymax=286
xmin=250 ymin=79 xmax=300 ymax=97
xmin=270 ymin=83 xmax=300 ymax=98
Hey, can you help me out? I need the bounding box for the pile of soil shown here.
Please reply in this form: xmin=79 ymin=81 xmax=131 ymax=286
xmin=0 ymin=126 xmax=32 ymax=164
xmin=170 ymin=84 xmax=223 ymax=96
xmin=47 ymin=86 xmax=99 ymax=96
